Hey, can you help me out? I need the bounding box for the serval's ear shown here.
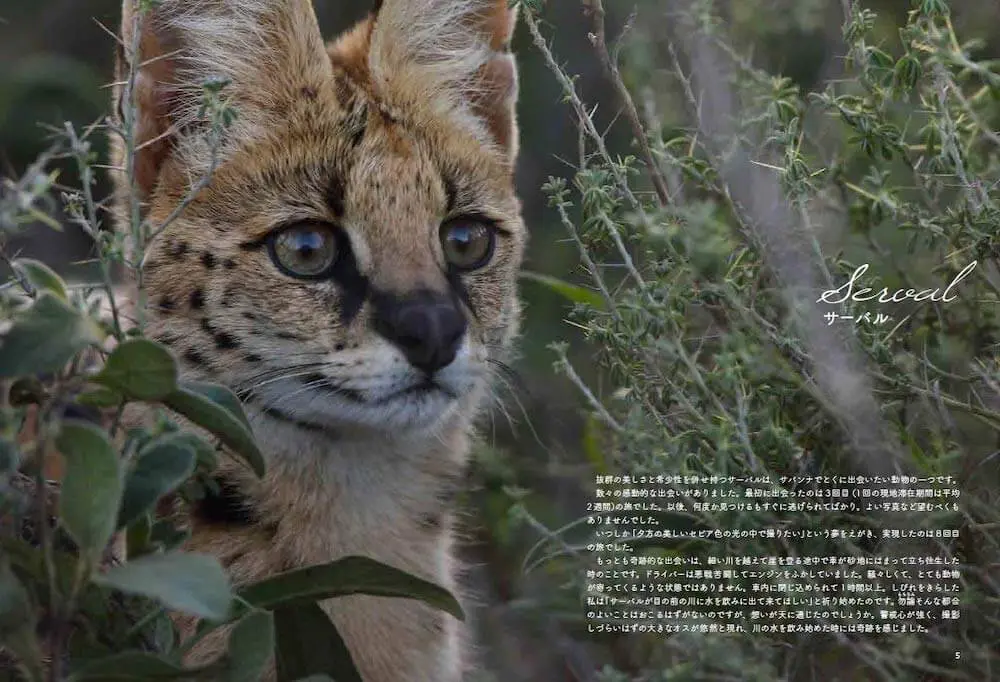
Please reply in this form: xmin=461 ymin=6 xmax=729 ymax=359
xmin=367 ymin=0 xmax=520 ymax=162
xmin=111 ymin=0 xmax=331 ymax=203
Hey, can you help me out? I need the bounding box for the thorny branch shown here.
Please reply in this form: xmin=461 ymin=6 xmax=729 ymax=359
xmin=582 ymin=0 xmax=672 ymax=208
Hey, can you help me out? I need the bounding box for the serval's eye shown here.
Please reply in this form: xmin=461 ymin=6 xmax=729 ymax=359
xmin=440 ymin=219 xmax=496 ymax=272
xmin=268 ymin=222 xmax=339 ymax=279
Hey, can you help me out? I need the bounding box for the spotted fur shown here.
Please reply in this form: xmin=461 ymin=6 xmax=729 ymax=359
xmin=109 ymin=1 xmax=523 ymax=679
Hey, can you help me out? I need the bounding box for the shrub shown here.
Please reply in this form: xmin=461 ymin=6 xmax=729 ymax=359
xmin=506 ymin=0 xmax=999 ymax=679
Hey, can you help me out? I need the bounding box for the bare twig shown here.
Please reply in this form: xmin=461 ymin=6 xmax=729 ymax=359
xmin=64 ymin=122 xmax=123 ymax=339
xmin=582 ymin=0 xmax=672 ymax=208
xmin=523 ymin=8 xmax=652 ymax=297
xmin=553 ymin=345 xmax=623 ymax=433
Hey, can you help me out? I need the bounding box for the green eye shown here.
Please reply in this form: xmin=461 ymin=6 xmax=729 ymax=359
xmin=268 ymin=223 xmax=339 ymax=279
xmin=440 ymin=219 xmax=496 ymax=271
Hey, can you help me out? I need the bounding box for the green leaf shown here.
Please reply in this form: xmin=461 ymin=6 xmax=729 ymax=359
xmin=274 ymin=603 xmax=361 ymax=682
xmin=57 ymin=420 xmax=124 ymax=560
xmin=96 ymin=338 xmax=178 ymax=401
xmin=0 ymin=292 xmax=103 ymax=378
xmin=519 ymin=271 xmax=607 ymax=310
xmin=224 ymin=610 xmax=275 ymax=682
xmin=184 ymin=381 xmax=252 ymax=430
xmin=76 ymin=386 xmax=125 ymax=408
xmin=163 ymin=384 xmax=264 ymax=478
xmin=13 ymin=258 xmax=68 ymax=300
xmin=175 ymin=432 xmax=221 ymax=471
xmin=69 ymin=651 xmax=193 ymax=681
xmin=93 ymin=551 xmax=232 ymax=621
xmin=118 ymin=433 xmax=198 ymax=529
xmin=238 ymin=555 xmax=464 ymax=621
xmin=125 ymin=512 xmax=154 ymax=558
xmin=149 ymin=520 xmax=191 ymax=553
